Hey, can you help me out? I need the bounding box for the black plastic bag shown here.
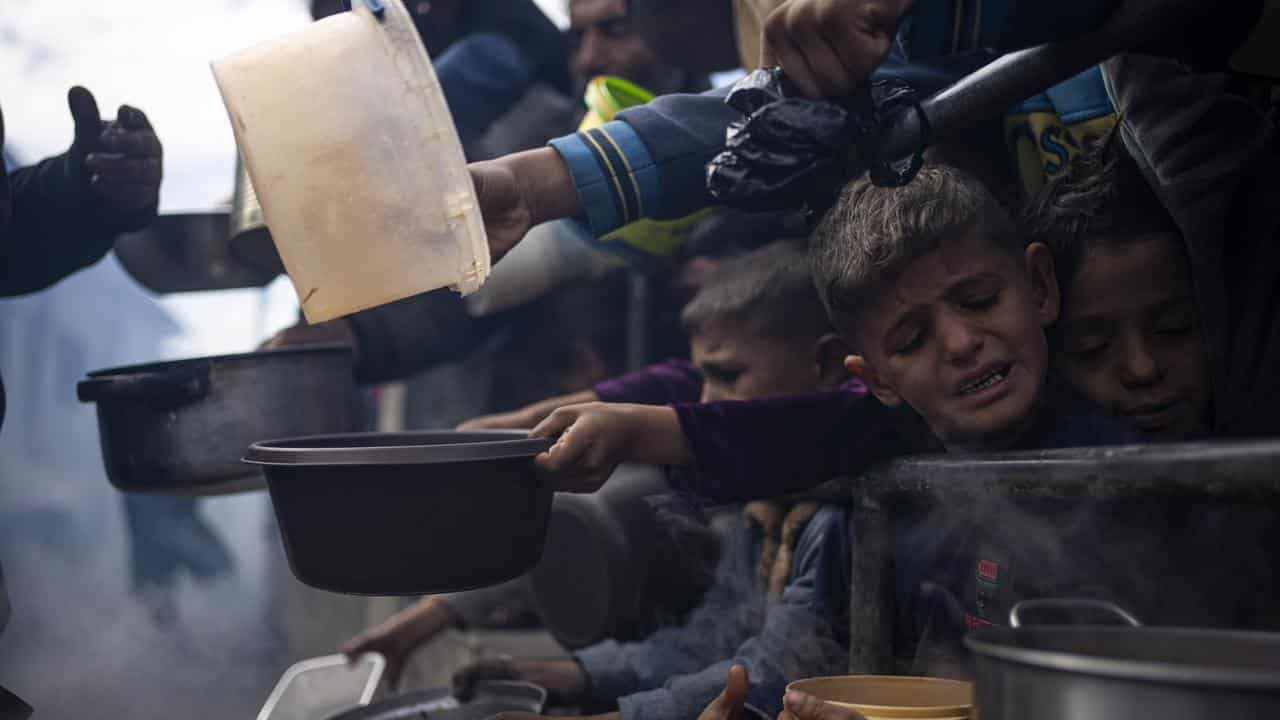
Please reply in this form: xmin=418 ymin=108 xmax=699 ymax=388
xmin=706 ymin=68 xmax=927 ymax=217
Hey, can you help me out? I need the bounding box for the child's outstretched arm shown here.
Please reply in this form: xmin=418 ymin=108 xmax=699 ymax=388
xmin=532 ymin=402 xmax=692 ymax=493
xmin=462 ymin=360 xmax=705 ymax=432
xmin=532 ymin=388 xmax=915 ymax=501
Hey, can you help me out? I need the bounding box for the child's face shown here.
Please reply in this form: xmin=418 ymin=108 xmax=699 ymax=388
xmin=690 ymin=320 xmax=821 ymax=403
xmin=1054 ymin=232 xmax=1209 ymax=440
xmin=847 ymin=231 xmax=1060 ymax=449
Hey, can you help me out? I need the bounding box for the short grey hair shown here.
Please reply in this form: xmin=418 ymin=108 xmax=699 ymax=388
xmin=810 ymin=164 xmax=1021 ymax=340
xmin=680 ymin=240 xmax=830 ymax=342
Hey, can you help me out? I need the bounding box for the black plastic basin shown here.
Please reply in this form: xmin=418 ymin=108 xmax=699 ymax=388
xmin=244 ymin=431 xmax=553 ymax=595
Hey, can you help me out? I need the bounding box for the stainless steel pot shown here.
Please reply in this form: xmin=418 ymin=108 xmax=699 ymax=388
xmin=78 ymin=346 xmax=356 ymax=495
xmin=229 ymin=155 xmax=285 ymax=275
xmin=966 ymin=599 xmax=1280 ymax=719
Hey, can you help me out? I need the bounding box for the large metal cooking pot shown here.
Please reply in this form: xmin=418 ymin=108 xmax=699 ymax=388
xmin=966 ymin=598 xmax=1280 ymax=719
xmin=78 ymin=346 xmax=356 ymax=495
xmin=243 ymin=430 xmax=553 ymax=595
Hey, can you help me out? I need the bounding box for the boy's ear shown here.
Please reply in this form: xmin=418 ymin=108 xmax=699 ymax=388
xmin=1025 ymin=242 xmax=1061 ymax=326
xmin=844 ymin=354 xmax=904 ymax=407
xmin=813 ymin=333 xmax=853 ymax=390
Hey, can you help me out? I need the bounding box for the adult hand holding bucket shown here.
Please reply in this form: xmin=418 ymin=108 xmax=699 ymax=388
xmin=212 ymin=0 xmax=492 ymax=322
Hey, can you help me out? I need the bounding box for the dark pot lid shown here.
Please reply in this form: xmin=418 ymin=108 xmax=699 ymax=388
xmin=243 ymin=430 xmax=553 ymax=466
xmin=85 ymin=344 xmax=354 ymax=378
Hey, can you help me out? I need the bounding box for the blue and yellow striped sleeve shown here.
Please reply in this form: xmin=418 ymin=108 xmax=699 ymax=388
xmin=548 ymin=120 xmax=661 ymax=237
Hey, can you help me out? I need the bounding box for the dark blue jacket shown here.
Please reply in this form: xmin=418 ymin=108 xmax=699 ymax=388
xmin=575 ymin=506 xmax=851 ymax=720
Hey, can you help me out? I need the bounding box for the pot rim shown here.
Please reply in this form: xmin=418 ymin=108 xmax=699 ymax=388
xmin=785 ymin=675 xmax=974 ymax=715
xmin=243 ymin=430 xmax=553 ymax=467
xmin=85 ymin=344 xmax=354 ymax=378
xmin=964 ymin=626 xmax=1280 ymax=690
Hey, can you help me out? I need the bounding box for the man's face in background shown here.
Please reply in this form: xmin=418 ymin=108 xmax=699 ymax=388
xmin=568 ymin=0 xmax=664 ymax=91
xmin=627 ymin=0 xmax=740 ymax=76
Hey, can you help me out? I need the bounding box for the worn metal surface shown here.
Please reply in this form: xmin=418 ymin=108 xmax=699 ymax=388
xmin=967 ymin=624 xmax=1280 ymax=720
xmin=858 ymin=441 xmax=1280 ymax=503
xmin=845 ymin=440 xmax=1280 ymax=673
xmin=80 ymin=346 xmax=356 ymax=494
xmin=114 ymin=212 xmax=279 ymax=293
xmin=848 ymin=495 xmax=895 ymax=674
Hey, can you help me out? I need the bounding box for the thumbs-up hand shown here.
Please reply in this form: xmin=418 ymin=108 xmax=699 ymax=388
xmin=67 ymin=86 xmax=162 ymax=215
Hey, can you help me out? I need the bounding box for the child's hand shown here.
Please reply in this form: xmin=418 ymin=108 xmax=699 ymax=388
xmin=699 ymin=665 xmax=750 ymax=720
xmin=780 ymin=689 xmax=867 ymax=720
xmin=339 ymin=596 xmax=458 ymax=689
xmin=531 ymin=402 xmax=690 ymax=493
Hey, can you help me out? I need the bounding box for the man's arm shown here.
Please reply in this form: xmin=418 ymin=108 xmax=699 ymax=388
xmin=0 ymin=89 xmax=160 ymax=296
xmin=0 ymin=155 xmax=123 ymax=295
xmin=546 ymin=87 xmax=740 ymax=237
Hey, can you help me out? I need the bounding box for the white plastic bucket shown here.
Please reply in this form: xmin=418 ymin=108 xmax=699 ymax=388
xmin=212 ymin=0 xmax=489 ymax=323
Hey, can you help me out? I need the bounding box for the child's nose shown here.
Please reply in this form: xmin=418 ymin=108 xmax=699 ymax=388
xmin=939 ymin=314 xmax=983 ymax=362
xmin=1118 ymin=335 xmax=1162 ymax=387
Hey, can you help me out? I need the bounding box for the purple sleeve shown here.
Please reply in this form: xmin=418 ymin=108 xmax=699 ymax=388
xmin=593 ymin=359 xmax=703 ymax=406
xmin=669 ymin=381 xmax=912 ymax=502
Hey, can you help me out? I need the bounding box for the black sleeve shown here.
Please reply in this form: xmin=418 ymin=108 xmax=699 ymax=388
xmin=0 ymin=151 xmax=156 ymax=297
xmin=345 ymin=289 xmax=501 ymax=384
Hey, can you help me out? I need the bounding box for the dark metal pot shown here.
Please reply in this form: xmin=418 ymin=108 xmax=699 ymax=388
xmin=966 ymin=599 xmax=1280 ymax=719
xmin=243 ymin=430 xmax=553 ymax=595
xmin=114 ymin=211 xmax=280 ymax=294
xmin=78 ymin=346 xmax=356 ymax=495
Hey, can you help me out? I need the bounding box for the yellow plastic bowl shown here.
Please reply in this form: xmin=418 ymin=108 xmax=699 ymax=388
xmin=785 ymin=675 xmax=974 ymax=720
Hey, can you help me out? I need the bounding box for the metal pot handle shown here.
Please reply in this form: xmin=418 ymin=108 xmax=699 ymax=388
xmin=1009 ymin=598 xmax=1142 ymax=628
xmin=77 ymin=364 xmax=211 ymax=409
